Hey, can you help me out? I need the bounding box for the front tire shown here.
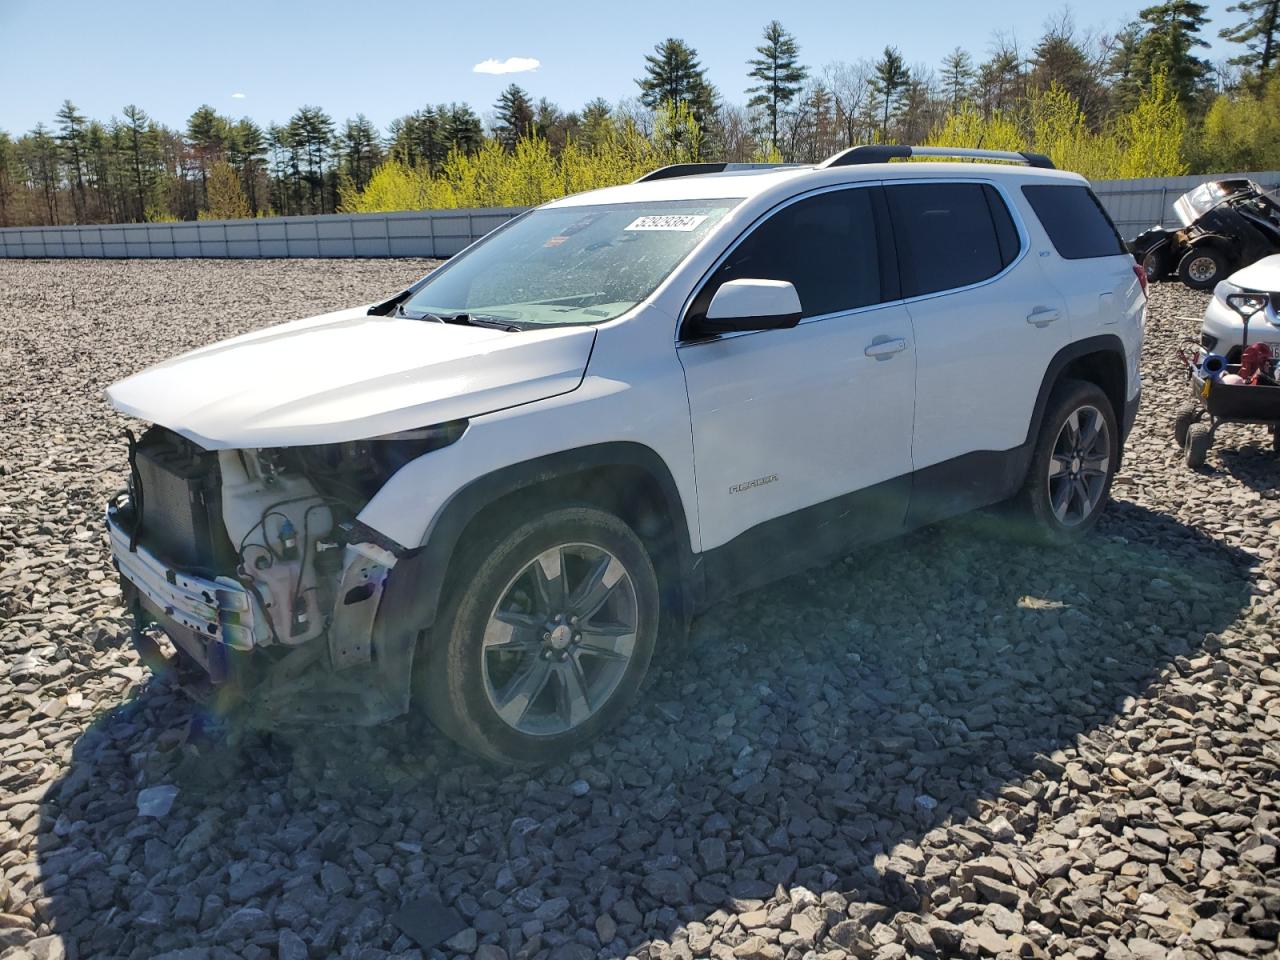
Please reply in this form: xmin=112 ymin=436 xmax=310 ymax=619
xmin=419 ymin=506 xmax=659 ymax=765
xmin=1017 ymin=379 xmax=1118 ymax=542
xmin=1141 ymin=247 xmax=1169 ymax=282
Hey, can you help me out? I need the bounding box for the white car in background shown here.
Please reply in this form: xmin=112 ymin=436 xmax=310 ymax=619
xmin=103 ymin=145 xmax=1145 ymax=764
xmin=1202 ymin=254 xmax=1280 ymax=361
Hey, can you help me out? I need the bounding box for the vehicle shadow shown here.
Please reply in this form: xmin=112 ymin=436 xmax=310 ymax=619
xmin=31 ymin=501 xmax=1252 ymax=960
xmin=1213 ymin=436 xmax=1279 ymax=492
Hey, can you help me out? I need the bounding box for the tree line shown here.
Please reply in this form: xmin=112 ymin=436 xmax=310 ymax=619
xmin=1 ymin=0 xmax=1277 ymax=227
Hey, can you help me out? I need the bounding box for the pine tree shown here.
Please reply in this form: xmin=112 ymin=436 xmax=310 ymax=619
xmin=746 ymin=20 xmax=808 ymax=152
xmin=941 ymin=48 xmax=975 ymax=110
xmin=1108 ymin=22 xmax=1146 ymax=107
xmin=121 ymin=105 xmax=155 ymax=220
xmin=976 ymin=43 xmax=1025 ymax=117
xmin=289 ymin=106 xmax=335 ymax=213
xmin=637 ymin=38 xmax=717 ymax=126
xmin=444 ymin=103 xmax=484 ymax=155
xmin=337 ymin=115 xmax=383 ymax=193
xmin=1132 ymin=0 xmax=1211 ymax=105
xmin=1219 ymin=0 xmax=1280 ymax=81
xmin=494 ymin=85 xmax=535 ymax=149
xmin=0 ymin=130 xmax=14 ymax=226
xmin=579 ymin=98 xmax=614 ymax=150
xmin=871 ymin=46 xmax=910 ymax=141
xmin=228 ymin=119 xmax=267 ymax=213
xmin=54 ymin=101 xmax=89 ymax=221
xmin=21 ymin=125 xmax=61 ymax=223
xmin=1029 ymin=20 xmax=1106 ymax=121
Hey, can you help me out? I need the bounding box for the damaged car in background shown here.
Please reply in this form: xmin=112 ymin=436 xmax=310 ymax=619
xmin=1130 ymin=178 xmax=1280 ymax=290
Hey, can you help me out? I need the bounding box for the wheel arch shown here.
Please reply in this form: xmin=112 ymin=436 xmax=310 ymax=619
xmin=373 ymin=442 xmax=700 ymax=646
xmin=1026 ymin=336 xmax=1130 ymax=450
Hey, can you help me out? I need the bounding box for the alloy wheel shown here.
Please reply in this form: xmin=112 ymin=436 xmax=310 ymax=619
xmin=1046 ymin=404 xmax=1111 ymax=527
xmin=481 ymin=542 xmax=638 ymax=736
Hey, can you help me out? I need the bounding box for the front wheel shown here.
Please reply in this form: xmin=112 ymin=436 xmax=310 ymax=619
xmin=419 ymin=506 xmax=659 ymax=765
xmin=1017 ymin=379 xmax=1118 ymax=542
xmin=1142 ymin=247 xmax=1169 ymax=282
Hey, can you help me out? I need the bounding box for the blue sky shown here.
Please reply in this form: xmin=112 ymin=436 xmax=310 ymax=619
xmin=1 ymin=0 xmax=1241 ymax=135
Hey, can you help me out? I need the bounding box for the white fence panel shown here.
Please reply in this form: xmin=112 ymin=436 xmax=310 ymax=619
xmin=0 ymin=207 xmax=528 ymax=259
xmin=2 ymin=170 xmax=1279 ymax=258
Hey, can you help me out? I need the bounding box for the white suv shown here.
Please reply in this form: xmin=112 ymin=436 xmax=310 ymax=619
xmin=105 ymin=145 xmax=1146 ymax=763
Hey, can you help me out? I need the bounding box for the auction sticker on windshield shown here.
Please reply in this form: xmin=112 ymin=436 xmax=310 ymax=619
xmin=625 ymin=214 xmax=709 ymax=231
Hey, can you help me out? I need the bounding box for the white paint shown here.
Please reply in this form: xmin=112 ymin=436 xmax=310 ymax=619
xmin=705 ymin=278 xmax=800 ymax=323
xmin=106 ymin=306 xmax=596 ymax=449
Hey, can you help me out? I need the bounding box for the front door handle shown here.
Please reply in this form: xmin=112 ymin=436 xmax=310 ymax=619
xmin=1026 ymin=307 xmax=1060 ymax=328
xmin=864 ymin=337 xmax=907 ymax=360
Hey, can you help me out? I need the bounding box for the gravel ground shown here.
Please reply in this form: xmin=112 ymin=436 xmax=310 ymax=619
xmin=1 ymin=260 xmax=1278 ymax=960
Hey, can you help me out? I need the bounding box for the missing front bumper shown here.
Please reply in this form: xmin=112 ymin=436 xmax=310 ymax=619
xmin=107 ymin=498 xmax=418 ymax=727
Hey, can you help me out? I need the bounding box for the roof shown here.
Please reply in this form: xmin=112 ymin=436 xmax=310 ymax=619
xmin=544 ymin=161 xmax=1088 ymax=209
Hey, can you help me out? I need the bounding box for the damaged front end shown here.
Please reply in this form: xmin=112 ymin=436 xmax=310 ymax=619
xmin=107 ymin=423 xmax=463 ymax=726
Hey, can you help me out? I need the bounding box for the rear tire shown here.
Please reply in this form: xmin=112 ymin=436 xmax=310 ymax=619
xmin=1173 ymin=402 xmax=1202 ymax=448
xmin=1178 ymin=247 xmax=1230 ymax=291
xmin=418 ymin=506 xmax=659 ymax=765
xmin=1184 ymin=422 xmax=1212 ymax=468
xmin=1016 ymin=379 xmax=1118 ymax=543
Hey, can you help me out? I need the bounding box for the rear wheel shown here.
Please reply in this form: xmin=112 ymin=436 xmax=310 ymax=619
xmin=1185 ymin=422 xmax=1212 ymax=468
xmin=1173 ymin=401 xmax=1203 ymax=448
xmin=419 ymin=506 xmax=659 ymax=765
xmin=1017 ymin=379 xmax=1118 ymax=542
xmin=1178 ymin=247 xmax=1230 ymax=291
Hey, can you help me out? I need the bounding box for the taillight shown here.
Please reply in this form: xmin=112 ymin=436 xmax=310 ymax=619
xmin=1133 ymin=261 xmax=1149 ymax=297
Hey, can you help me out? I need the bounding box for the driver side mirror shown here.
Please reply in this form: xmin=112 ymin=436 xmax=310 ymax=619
xmin=694 ymin=278 xmax=803 ymax=336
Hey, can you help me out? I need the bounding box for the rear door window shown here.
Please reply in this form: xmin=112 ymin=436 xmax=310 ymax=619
xmin=886 ymin=182 xmax=1020 ymax=297
xmin=1021 ymin=184 xmax=1127 ymax=259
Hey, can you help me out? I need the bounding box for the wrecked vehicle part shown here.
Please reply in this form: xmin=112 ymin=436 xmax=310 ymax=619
xmin=1129 ymin=179 xmax=1280 ymax=288
xmin=107 ymin=423 xmax=466 ymax=725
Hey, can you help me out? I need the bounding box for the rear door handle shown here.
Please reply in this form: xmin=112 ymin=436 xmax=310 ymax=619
xmin=1026 ymin=307 xmax=1060 ymax=328
xmin=864 ymin=337 xmax=907 ymax=360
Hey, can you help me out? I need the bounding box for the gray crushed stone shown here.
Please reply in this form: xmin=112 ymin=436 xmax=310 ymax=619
xmin=1 ymin=261 xmax=1277 ymax=960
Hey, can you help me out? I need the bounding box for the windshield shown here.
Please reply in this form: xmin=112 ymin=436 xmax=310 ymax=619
xmin=401 ymin=199 xmax=740 ymax=326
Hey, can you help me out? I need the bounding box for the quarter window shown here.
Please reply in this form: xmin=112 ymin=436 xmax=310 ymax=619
xmin=1021 ymin=184 xmax=1127 ymax=260
xmin=886 ymin=182 xmax=1022 ymax=298
xmin=689 ymin=187 xmax=885 ymax=325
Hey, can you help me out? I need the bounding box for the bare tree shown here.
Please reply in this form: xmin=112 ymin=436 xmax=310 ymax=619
xmin=823 ymin=60 xmax=874 ymax=147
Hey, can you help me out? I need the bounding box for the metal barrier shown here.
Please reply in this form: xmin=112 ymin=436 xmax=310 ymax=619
xmin=0 ymin=207 xmax=526 ymax=259
xmin=2 ymin=169 xmax=1278 ymax=257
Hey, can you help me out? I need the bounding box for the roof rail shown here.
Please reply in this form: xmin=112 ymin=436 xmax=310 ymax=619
xmin=634 ymin=162 xmax=800 ymax=183
xmin=821 ymin=145 xmax=1055 ymax=170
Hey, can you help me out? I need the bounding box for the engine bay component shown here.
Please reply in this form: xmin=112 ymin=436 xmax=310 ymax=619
xmin=219 ymin=450 xmax=333 ymax=647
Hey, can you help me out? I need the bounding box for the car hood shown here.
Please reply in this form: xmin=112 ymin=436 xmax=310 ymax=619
xmin=1227 ymin=253 xmax=1280 ymax=292
xmin=106 ymin=306 xmax=596 ymax=448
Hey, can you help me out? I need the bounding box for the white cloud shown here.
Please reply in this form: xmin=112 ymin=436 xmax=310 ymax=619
xmin=473 ymin=56 xmax=540 ymax=75
xmin=231 ymin=92 xmax=246 ymax=99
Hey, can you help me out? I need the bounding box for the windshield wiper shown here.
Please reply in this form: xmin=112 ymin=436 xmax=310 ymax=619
xmin=397 ymin=305 xmax=525 ymax=331
xmin=439 ymin=312 xmax=525 ymax=332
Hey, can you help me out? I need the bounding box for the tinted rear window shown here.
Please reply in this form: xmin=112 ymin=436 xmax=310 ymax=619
xmin=886 ymin=182 xmax=1020 ymax=297
xmin=1022 ymin=184 xmax=1127 ymax=259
